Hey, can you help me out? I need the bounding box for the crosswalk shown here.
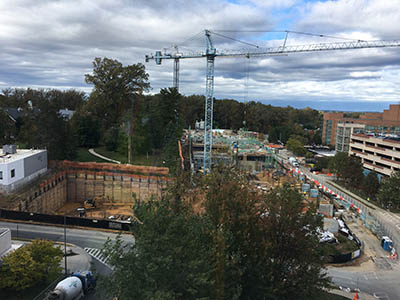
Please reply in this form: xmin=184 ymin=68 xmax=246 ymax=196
xmin=84 ymin=247 xmax=113 ymax=269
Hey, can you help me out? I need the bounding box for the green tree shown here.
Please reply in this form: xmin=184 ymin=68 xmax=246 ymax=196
xmin=0 ymin=109 xmax=15 ymax=144
xmin=201 ymin=167 xmax=330 ymax=300
xmin=377 ymin=171 xmax=400 ymax=209
xmin=363 ymin=171 xmax=380 ymax=199
xmin=286 ymin=136 xmax=307 ymax=156
xmin=85 ymin=57 xmax=150 ymax=131
xmin=0 ymin=239 xmax=62 ymax=291
xmin=100 ymin=168 xmax=330 ymax=300
xmin=329 ymin=153 xmax=363 ymax=186
xmin=27 ymin=239 xmax=63 ymax=279
xmin=71 ymin=111 xmax=101 ymax=148
xmin=100 ymin=180 xmax=214 ymax=300
xmin=17 ymin=100 xmax=77 ymax=160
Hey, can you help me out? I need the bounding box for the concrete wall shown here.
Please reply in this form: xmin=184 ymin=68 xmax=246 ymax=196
xmin=0 ymin=228 xmax=11 ymax=258
xmin=15 ymin=172 xmax=68 ymax=213
xmin=1 ymin=158 xmax=24 ymax=186
xmin=13 ymin=162 xmax=170 ymax=214
xmin=66 ymin=171 xmax=164 ymax=203
xmin=24 ymin=151 xmax=47 ymax=177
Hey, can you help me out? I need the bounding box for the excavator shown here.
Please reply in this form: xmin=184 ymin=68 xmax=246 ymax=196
xmin=84 ymin=198 xmax=96 ymax=209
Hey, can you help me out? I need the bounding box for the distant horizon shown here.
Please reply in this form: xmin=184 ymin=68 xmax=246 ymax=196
xmin=255 ymin=99 xmax=398 ymax=113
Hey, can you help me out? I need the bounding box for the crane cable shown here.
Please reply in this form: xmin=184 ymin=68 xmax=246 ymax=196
xmin=214 ymin=29 xmax=366 ymax=42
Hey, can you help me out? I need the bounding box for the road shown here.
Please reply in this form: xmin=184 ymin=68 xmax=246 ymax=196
xmin=1 ymin=221 xmax=135 ymax=299
xmin=329 ymin=266 xmax=400 ymax=300
xmin=277 ymin=150 xmax=400 ymax=299
xmin=0 ymin=220 xmax=134 ymax=249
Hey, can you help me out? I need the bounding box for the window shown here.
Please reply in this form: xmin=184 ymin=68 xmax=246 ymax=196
xmin=0 ymin=171 xmax=3 ymax=180
xmin=11 ymin=169 xmax=15 ymax=178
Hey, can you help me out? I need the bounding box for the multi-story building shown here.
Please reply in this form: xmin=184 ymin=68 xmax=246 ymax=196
xmin=335 ymin=123 xmax=365 ymax=153
xmin=349 ymin=134 xmax=400 ymax=176
xmin=323 ymin=104 xmax=400 ymax=146
xmin=0 ymin=145 xmax=47 ymax=193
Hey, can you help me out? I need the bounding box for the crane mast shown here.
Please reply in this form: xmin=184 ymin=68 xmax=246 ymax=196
xmin=204 ymin=30 xmax=216 ymax=173
xmin=145 ymin=30 xmax=400 ymax=173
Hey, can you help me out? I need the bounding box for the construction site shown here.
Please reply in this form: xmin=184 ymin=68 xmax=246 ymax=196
xmin=0 ymin=160 xmax=171 ymax=223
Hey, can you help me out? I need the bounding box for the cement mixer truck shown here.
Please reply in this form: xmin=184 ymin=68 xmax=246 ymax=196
xmin=46 ymin=271 xmax=96 ymax=300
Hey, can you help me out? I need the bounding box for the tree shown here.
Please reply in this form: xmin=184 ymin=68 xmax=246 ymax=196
xmin=18 ymin=103 xmax=77 ymax=160
xmin=99 ymin=180 xmax=214 ymax=300
xmin=0 ymin=109 xmax=15 ymax=144
xmin=27 ymin=239 xmax=63 ymax=279
xmin=0 ymin=239 xmax=63 ymax=291
xmin=315 ymin=156 xmax=330 ymax=171
xmin=286 ymin=136 xmax=307 ymax=156
xmin=100 ymin=168 xmax=330 ymax=300
xmin=85 ymin=57 xmax=150 ymax=131
xmin=201 ymin=167 xmax=330 ymax=300
xmin=377 ymin=171 xmax=400 ymax=209
xmin=71 ymin=111 xmax=101 ymax=148
xmin=363 ymin=171 xmax=380 ymax=199
xmin=329 ymin=153 xmax=363 ymax=186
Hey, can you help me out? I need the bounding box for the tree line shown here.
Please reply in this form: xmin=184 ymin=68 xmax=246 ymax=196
xmin=0 ymin=57 xmax=322 ymax=169
xmin=315 ymin=152 xmax=400 ymax=210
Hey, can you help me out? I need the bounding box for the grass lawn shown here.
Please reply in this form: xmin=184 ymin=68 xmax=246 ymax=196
xmin=94 ymin=146 xmax=164 ymax=166
xmin=75 ymin=148 xmax=110 ymax=163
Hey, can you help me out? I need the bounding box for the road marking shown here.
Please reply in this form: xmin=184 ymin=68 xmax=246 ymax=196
xmin=84 ymin=247 xmax=113 ymax=268
xmin=363 ymin=271 xmax=378 ymax=280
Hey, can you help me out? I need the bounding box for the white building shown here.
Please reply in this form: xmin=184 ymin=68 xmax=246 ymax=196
xmin=335 ymin=122 xmax=365 ymax=153
xmin=0 ymin=228 xmax=24 ymax=263
xmin=0 ymin=145 xmax=47 ymax=193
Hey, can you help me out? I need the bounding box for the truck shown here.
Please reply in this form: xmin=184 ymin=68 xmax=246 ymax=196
xmin=46 ymin=271 xmax=96 ymax=300
xmin=288 ymin=157 xmax=299 ymax=168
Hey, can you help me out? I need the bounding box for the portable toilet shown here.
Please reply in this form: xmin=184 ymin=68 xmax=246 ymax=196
xmin=381 ymin=236 xmax=393 ymax=252
xmin=310 ymin=189 xmax=318 ymax=198
xmin=302 ymin=184 xmax=310 ymax=193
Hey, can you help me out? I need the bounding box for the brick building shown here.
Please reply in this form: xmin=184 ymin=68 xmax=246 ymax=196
xmin=322 ymin=104 xmax=400 ymax=146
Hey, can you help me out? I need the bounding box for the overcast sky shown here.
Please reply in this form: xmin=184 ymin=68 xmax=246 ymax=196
xmin=1 ymin=0 xmax=400 ymax=111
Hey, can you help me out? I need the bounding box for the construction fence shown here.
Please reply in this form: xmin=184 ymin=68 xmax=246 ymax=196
xmin=0 ymin=208 xmax=131 ymax=231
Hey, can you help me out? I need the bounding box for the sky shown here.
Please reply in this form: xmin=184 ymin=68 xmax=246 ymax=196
xmin=1 ymin=0 xmax=400 ymax=112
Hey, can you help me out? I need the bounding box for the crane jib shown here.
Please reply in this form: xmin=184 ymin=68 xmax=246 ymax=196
xmin=145 ymin=31 xmax=400 ymax=172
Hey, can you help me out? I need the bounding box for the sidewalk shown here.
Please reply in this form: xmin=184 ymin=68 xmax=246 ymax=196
xmin=88 ymin=148 xmax=121 ymax=164
xmin=330 ymin=289 xmax=376 ymax=300
xmin=60 ymin=244 xmax=92 ymax=274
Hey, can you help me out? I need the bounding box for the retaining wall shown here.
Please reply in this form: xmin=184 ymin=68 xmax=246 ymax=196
xmin=11 ymin=161 xmax=170 ymax=214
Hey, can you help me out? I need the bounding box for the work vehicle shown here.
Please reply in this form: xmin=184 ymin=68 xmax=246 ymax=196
xmin=83 ymin=198 xmax=96 ymax=210
xmin=46 ymin=271 xmax=96 ymax=300
xmin=288 ymin=157 xmax=299 ymax=168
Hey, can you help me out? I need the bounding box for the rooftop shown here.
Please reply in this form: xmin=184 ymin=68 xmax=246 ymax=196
xmin=0 ymin=149 xmax=46 ymax=164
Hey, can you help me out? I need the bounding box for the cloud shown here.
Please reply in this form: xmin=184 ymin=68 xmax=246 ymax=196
xmin=0 ymin=0 xmax=399 ymax=110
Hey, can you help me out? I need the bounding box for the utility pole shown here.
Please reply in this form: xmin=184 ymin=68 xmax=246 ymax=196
xmin=64 ymin=215 xmax=68 ymax=275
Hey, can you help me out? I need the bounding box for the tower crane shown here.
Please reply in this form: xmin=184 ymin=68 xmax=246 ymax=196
xmin=145 ymin=29 xmax=400 ymax=173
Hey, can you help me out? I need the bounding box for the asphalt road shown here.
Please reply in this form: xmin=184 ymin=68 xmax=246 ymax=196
xmin=0 ymin=220 xmax=134 ymax=249
xmin=1 ymin=220 xmax=134 ymax=300
xmin=329 ymin=267 xmax=400 ymax=300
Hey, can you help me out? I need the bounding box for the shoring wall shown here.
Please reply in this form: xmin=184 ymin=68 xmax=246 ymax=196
xmin=17 ymin=171 xmax=68 ymax=213
xmin=12 ymin=161 xmax=170 ymax=214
